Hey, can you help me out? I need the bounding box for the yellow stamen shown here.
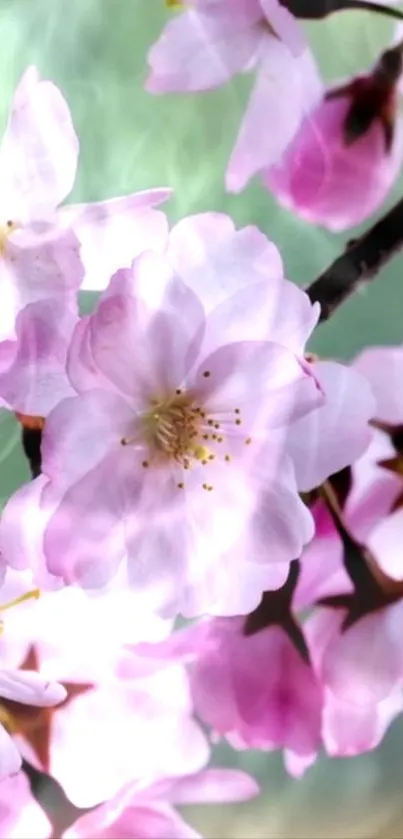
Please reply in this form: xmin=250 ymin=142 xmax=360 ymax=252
xmin=0 ymin=588 xmax=40 ymax=612
xmin=0 ymin=220 xmax=18 ymax=256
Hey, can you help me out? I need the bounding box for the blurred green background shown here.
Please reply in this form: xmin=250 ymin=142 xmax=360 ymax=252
xmin=1 ymin=1 xmax=403 ymax=835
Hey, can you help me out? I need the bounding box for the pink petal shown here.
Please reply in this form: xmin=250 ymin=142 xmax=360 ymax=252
xmin=266 ymin=94 xmax=403 ymax=231
xmin=0 ymin=300 xmax=76 ymax=416
xmin=245 ymin=453 xmax=315 ymax=564
xmin=0 ymin=225 xmax=83 ymax=341
xmin=60 ymin=194 xmax=171 ymax=291
xmin=0 ymin=726 xmax=21 ymax=780
xmin=42 ymin=449 xmax=133 ymax=587
xmin=201 ymin=279 xmax=319 ymax=357
xmin=195 ymin=341 xmax=323 ymax=431
xmin=0 ymin=475 xmax=62 ymax=589
xmin=0 ymin=67 xmax=78 ymax=221
xmin=232 ymin=626 xmax=322 ymax=755
xmin=287 ymin=361 xmax=375 ymax=492
xmin=353 ymin=345 xmax=403 ymax=423
xmin=320 ymin=604 xmax=403 ymax=705
xmin=146 ymin=6 xmax=262 ymax=92
xmin=167 ymin=213 xmax=284 ymax=312
xmin=65 ymin=804 xmax=201 ymax=839
xmin=41 ymin=389 xmax=135 ymax=488
xmin=163 ymin=768 xmax=259 ymax=804
xmin=260 ymin=0 xmax=306 ymax=54
xmin=295 ymin=501 xmax=352 ymax=609
xmin=283 ymin=749 xmax=317 ymax=777
xmin=50 ymin=668 xmax=208 ymax=807
xmin=323 ymin=688 xmax=403 ymax=757
xmin=0 ymin=669 xmax=66 ymax=706
xmin=367 ymin=508 xmax=403 ymax=581
xmin=226 ymin=40 xmax=322 ymax=192
xmin=78 ymin=257 xmax=205 ymax=401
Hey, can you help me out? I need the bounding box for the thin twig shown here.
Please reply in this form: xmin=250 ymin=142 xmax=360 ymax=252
xmin=306 ymin=194 xmax=403 ymax=322
xmin=285 ymin=0 xmax=403 ymax=22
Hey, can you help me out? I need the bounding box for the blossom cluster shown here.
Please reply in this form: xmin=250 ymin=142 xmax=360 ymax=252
xmin=0 ymin=1 xmax=403 ymax=835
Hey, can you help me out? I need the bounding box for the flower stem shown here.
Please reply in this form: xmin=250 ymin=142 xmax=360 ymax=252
xmin=306 ymin=194 xmax=403 ymax=321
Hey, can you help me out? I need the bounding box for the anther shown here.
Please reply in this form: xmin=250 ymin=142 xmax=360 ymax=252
xmin=234 ymin=409 xmax=240 ymax=414
xmin=224 ymin=454 xmax=231 ymax=462
xmin=235 ymin=419 xmax=242 ymax=426
xmin=207 ymin=419 xmax=214 ymax=426
xmin=177 ymin=482 xmax=184 ymax=489
xmin=202 ymin=434 xmax=209 ymax=440
xmin=245 ymin=437 xmax=252 ymax=445
xmin=142 ymin=460 xmax=149 ymax=468
xmin=214 ymin=423 xmax=220 ymax=429
xmin=175 ymin=388 xmax=182 ymax=395
xmin=202 ymin=371 xmax=211 ymax=378
xmin=217 ymin=436 xmax=223 ymax=443
xmin=208 ymin=454 xmax=215 ymax=460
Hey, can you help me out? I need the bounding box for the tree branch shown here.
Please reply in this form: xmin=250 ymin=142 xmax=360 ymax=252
xmin=283 ymin=0 xmax=403 ymax=22
xmin=306 ymin=195 xmax=403 ymax=322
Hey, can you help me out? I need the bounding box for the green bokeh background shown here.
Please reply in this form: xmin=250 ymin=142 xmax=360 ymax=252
xmin=1 ymin=1 xmax=403 ymax=835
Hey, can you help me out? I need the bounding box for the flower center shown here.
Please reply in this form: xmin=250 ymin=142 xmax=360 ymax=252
xmin=122 ymin=383 xmax=252 ymax=492
xmin=143 ymin=391 xmax=215 ymax=467
xmin=0 ymin=220 xmax=17 ymax=256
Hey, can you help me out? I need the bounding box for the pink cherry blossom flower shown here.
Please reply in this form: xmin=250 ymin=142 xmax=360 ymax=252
xmin=0 ymin=213 xmax=375 ymax=615
xmin=292 ymin=342 xmax=403 ymax=756
xmin=265 ymin=44 xmax=403 ymax=231
xmin=0 ymin=64 xmax=171 ymax=352
xmin=0 ymin=584 xmax=66 ymax=780
xmin=3 ymin=214 xmax=326 ymax=616
xmin=63 ymin=769 xmax=259 ymax=839
xmin=141 ymin=617 xmax=323 ymax=778
xmin=0 ymin=570 xmax=207 ymax=808
xmin=146 ymin=2 xmax=322 ymax=192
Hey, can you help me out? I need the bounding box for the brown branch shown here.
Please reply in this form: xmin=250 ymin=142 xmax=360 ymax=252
xmin=283 ymin=0 xmax=403 ymax=22
xmin=305 ymin=195 xmax=403 ymax=322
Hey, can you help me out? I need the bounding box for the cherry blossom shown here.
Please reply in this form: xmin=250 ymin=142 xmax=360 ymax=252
xmin=265 ymin=43 xmax=403 ymax=230
xmin=146 ymin=1 xmax=322 ymax=192
xmin=0 ymin=569 xmax=206 ymax=808
xmin=1 ymin=216 xmax=326 ymax=616
xmin=0 ymin=583 xmax=66 ymax=780
xmin=0 ymin=64 xmax=171 ymax=351
xmin=129 ymin=616 xmax=323 ymax=778
xmin=63 ymin=769 xmax=259 ymax=839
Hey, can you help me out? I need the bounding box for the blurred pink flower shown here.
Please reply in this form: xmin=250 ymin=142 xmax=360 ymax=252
xmin=0 ymin=66 xmax=171 ymax=412
xmin=146 ymin=1 xmax=322 ymax=191
xmin=63 ymin=769 xmax=259 ymax=839
xmin=292 ymin=343 xmax=403 ymax=756
xmin=0 ymin=583 xmax=66 ymax=780
xmin=0 ymin=766 xmax=258 ymax=839
xmin=0 ymin=570 xmax=207 ymax=808
xmin=265 ymin=46 xmax=403 ymax=230
xmin=121 ymin=605 xmax=322 ymax=778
